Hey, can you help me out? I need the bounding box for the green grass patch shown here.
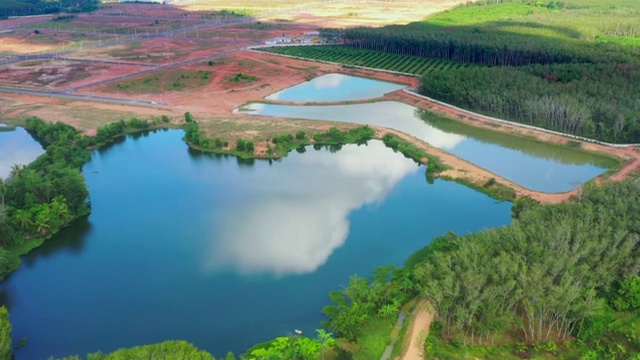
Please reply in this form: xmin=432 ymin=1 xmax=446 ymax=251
xmin=113 ymin=70 xmax=212 ymax=94
xmin=352 ymin=318 xmax=394 ymax=360
xmin=227 ymin=72 xmax=257 ymax=83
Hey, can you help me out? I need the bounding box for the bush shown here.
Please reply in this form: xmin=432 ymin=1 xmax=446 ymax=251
xmin=236 ymin=138 xmax=246 ymax=151
xmin=612 ymin=276 xmax=640 ymax=311
xmin=483 ymin=178 xmax=496 ymax=188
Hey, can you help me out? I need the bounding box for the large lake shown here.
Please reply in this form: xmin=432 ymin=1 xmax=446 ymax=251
xmin=240 ymin=101 xmax=613 ymax=193
xmin=0 ymin=126 xmax=44 ymax=179
xmin=1 ymin=130 xmax=512 ymax=359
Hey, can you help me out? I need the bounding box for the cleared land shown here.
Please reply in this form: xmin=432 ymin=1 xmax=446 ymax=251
xmin=0 ymin=59 xmax=147 ymax=90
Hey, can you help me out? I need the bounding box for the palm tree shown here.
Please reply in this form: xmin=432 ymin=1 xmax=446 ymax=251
xmin=35 ymin=210 xmax=51 ymax=235
xmin=51 ymin=197 xmax=68 ymax=221
xmin=14 ymin=209 xmax=33 ymax=235
xmin=9 ymin=164 xmax=25 ymax=179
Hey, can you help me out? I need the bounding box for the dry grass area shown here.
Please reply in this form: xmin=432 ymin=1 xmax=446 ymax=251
xmin=176 ymin=0 xmax=321 ymax=14
xmin=71 ymin=38 xmax=228 ymax=65
xmin=174 ymin=0 xmax=470 ymax=27
xmin=0 ymin=94 xmax=171 ymax=134
xmin=0 ymin=59 xmax=147 ymax=90
xmin=0 ymin=32 xmax=78 ymax=53
xmin=198 ymin=115 xmax=356 ymax=153
xmin=260 ymin=0 xmax=469 ymax=27
xmin=185 ymin=21 xmax=316 ymax=43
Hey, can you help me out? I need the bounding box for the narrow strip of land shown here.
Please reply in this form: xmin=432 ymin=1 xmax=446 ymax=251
xmin=401 ymin=300 xmax=434 ymax=360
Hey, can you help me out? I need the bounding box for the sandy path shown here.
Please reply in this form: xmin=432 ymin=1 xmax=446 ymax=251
xmin=401 ymin=300 xmax=434 ymax=360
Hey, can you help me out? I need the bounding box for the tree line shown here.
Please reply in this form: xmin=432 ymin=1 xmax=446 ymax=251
xmin=420 ymin=63 xmax=640 ymax=142
xmin=0 ymin=0 xmax=99 ymax=18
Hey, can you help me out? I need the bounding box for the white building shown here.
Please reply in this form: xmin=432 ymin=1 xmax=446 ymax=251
xmin=274 ymin=36 xmax=293 ymax=43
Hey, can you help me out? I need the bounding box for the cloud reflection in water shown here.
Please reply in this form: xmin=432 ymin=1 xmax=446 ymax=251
xmin=204 ymin=141 xmax=419 ymax=276
xmin=242 ymin=101 xmax=467 ymax=150
xmin=0 ymin=127 xmax=44 ymax=179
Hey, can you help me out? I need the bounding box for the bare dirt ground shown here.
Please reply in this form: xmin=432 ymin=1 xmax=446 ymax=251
xmin=400 ymin=300 xmax=434 ymax=360
xmin=0 ymin=94 xmax=168 ymax=134
xmin=0 ymin=59 xmax=147 ymax=90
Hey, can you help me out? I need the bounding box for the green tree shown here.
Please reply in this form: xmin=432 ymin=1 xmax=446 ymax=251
xmin=9 ymin=164 xmax=25 ymax=179
xmin=612 ymin=276 xmax=640 ymax=311
xmin=316 ymin=329 xmax=336 ymax=360
xmin=236 ymin=138 xmax=246 ymax=152
xmin=0 ymin=306 xmax=12 ymax=360
xmin=13 ymin=209 xmax=33 ymax=235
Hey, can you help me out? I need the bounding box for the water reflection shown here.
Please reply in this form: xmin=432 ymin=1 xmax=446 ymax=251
xmin=266 ymin=74 xmax=406 ymax=102
xmin=205 ymin=141 xmax=419 ymax=276
xmin=0 ymin=127 xmax=44 ymax=179
xmin=245 ymin=102 xmax=466 ymax=150
xmin=22 ymin=216 xmax=92 ymax=267
xmin=240 ymin=101 xmax=609 ymax=192
xmin=1 ymin=129 xmax=513 ymax=359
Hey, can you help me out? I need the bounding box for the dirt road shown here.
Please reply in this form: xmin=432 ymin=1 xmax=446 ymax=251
xmin=401 ymin=300 xmax=434 ymax=360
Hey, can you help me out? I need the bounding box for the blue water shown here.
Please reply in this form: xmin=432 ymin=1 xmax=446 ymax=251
xmin=0 ymin=126 xmax=44 ymax=179
xmin=265 ymin=73 xmax=405 ymax=102
xmin=1 ymin=130 xmax=512 ymax=359
xmin=240 ymin=101 xmax=609 ymax=193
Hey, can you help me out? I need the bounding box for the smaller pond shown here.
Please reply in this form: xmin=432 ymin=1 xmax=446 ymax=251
xmin=0 ymin=126 xmax=45 ymax=179
xmin=239 ymin=101 xmax=613 ymax=193
xmin=265 ymin=73 xmax=405 ymax=102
